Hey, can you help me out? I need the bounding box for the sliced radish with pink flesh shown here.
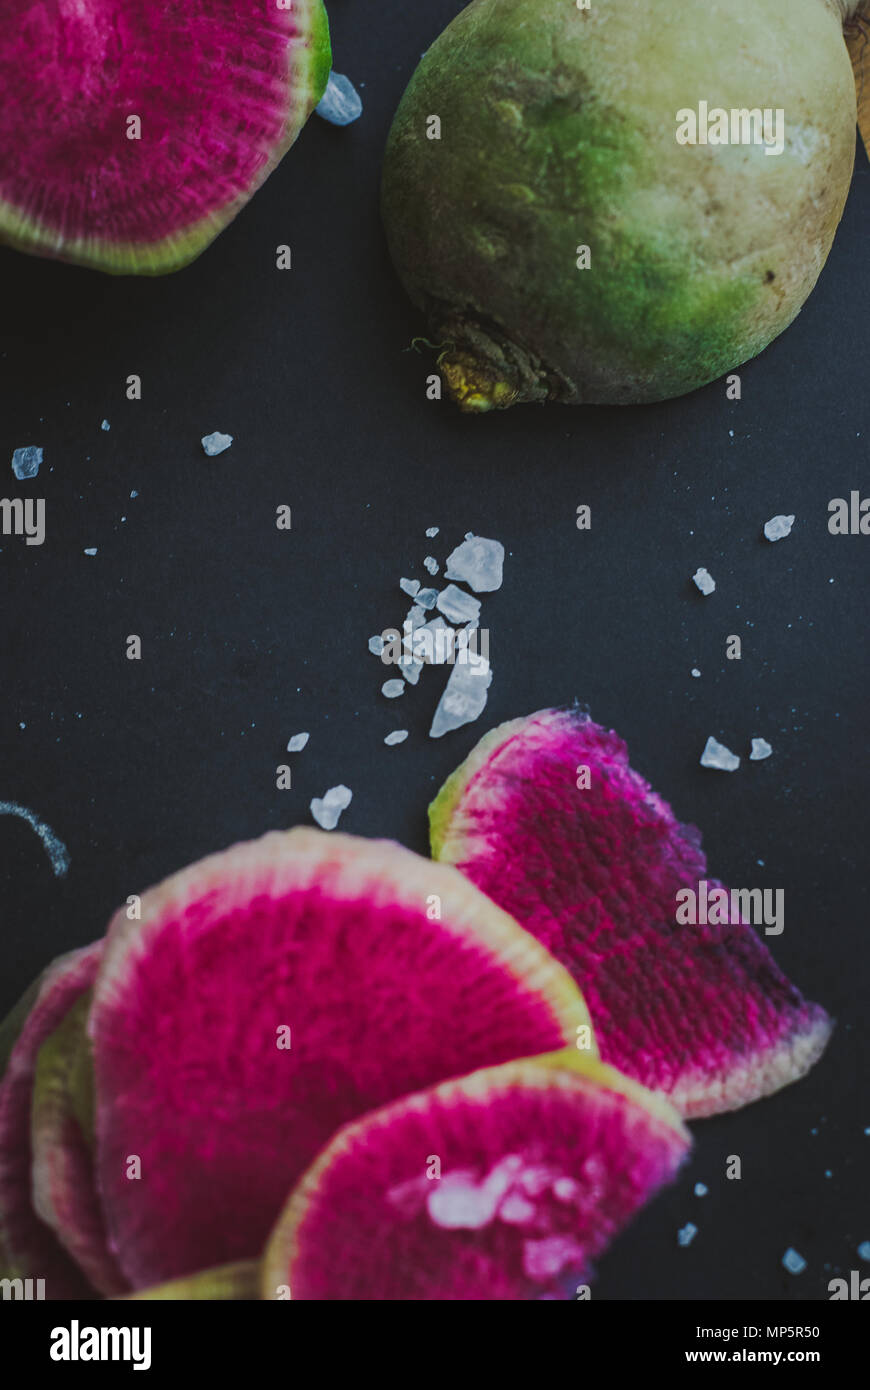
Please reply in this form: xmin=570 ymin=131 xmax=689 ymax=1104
xmin=430 ymin=708 xmax=832 ymax=1118
xmin=0 ymin=1 xmax=331 ymax=273
xmin=87 ymin=828 xmax=591 ymax=1288
xmin=262 ymin=1053 xmax=690 ymax=1300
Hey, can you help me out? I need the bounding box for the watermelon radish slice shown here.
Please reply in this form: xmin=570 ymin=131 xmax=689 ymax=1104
xmin=87 ymin=828 xmax=591 ymax=1289
xmin=0 ymin=943 xmax=103 ymax=1297
xmin=430 ymin=709 xmax=832 ymax=1118
xmin=0 ymin=2 xmax=331 ymax=274
xmin=30 ymin=994 xmax=127 ymax=1296
xmin=262 ymin=1051 xmax=690 ymax=1300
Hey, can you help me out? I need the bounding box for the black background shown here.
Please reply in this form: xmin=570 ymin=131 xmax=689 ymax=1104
xmin=1 ymin=1 xmax=867 ymax=1301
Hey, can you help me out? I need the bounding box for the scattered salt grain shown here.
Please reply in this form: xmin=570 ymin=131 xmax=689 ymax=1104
xmin=286 ymin=733 xmax=309 ymax=753
xmin=382 ymin=679 xmax=405 ymax=699
xmin=201 ymin=431 xmax=233 ymax=457
xmin=694 ymin=1183 xmax=708 ymax=1197
xmin=416 ymin=587 xmax=438 ymax=610
xmin=782 ymin=1248 xmax=806 ymax=1275
xmin=384 ymin=730 xmax=408 ymax=746
xmin=315 ymin=71 xmax=363 ymax=126
xmin=11 ymin=446 xmax=42 ymax=480
xmin=100 ymin=419 xmax=110 ymax=432
xmin=400 ymin=577 xmax=420 ymax=597
xmin=678 ymin=1223 xmax=698 ymax=1247
xmin=693 ymin=567 xmax=716 ymax=596
xmin=423 ymin=556 xmax=439 ymax=575
xmin=430 ymin=654 xmax=492 ymax=738
xmin=83 ymin=548 xmax=98 ymax=557
xmin=445 ymin=535 xmax=505 ymax=592
xmin=368 ymin=635 xmax=384 ymax=656
xmin=750 ymin=737 xmax=773 ymax=761
xmin=425 ymin=527 xmax=440 ymax=538
xmin=436 ymin=583 xmax=482 ymax=625
xmin=700 ymin=736 xmax=740 ymax=772
xmin=764 ymin=514 xmax=795 ymax=543
xmin=691 ymin=668 xmax=701 ymax=678
xmin=858 ymin=1242 xmax=870 ymax=1262
xmin=310 ymin=785 xmax=352 ymax=831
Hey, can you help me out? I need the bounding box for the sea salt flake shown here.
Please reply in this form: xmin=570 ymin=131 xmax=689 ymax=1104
xmin=368 ymin=635 xmax=384 ymax=656
xmin=691 ymin=668 xmax=701 ymax=678
xmin=381 ymin=679 xmax=405 ymax=699
xmin=430 ymin=656 xmax=492 ymax=738
xmin=399 ymin=577 xmax=420 ymax=597
xmin=423 ymin=555 xmax=439 ymax=575
xmin=286 ymin=732 xmax=309 ymax=753
xmin=693 ymin=567 xmax=716 ymax=596
xmin=764 ymin=514 xmax=795 ymax=542
xmin=425 ymin=527 xmax=440 ymax=538
xmin=11 ymin=446 xmax=42 ymax=480
xmin=416 ymin=587 xmax=438 ymax=610
xmin=83 ymin=548 xmax=98 ymax=556
xmin=315 ymin=70 xmax=363 ymax=127
xmin=522 ymin=1235 xmax=586 ymax=1281
xmin=398 ymin=654 xmax=424 ymax=685
xmin=201 ymin=431 xmax=233 ymax=456
xmin=694 ymin=1182 xmax=708 ymax=1197
xmin=310 ymin=784 xmax=352 ymax=831
xmin=782 ymin=1248 xmax=806 ymax=1275
xmin=700 ymin=736 xmax=740 ymax=772
xmin=497 ymin=1191 xmax=537 ymax=1225
xmin=436 ymin=584 xmax=481 ymax=625
xmin=678 ymin=1223 xmax=698 ymax=1247
xmin=384 ymin=730 xmax=408 ymax=746
xmin=749 ymin=737 xmax=772 ymax=761
xmin=445 ymin=536 xmax=505 ymax=592
xmin=100 ymin=419 xmax=110 ymax=432
xmin=427 ymin=1173 xmax=500 ymax=1230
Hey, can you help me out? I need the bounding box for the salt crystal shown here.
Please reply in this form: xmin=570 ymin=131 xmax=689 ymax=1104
xmin=315 ymin=71 xmax=363 ymax=127
xmin=423 ymin=556 xmax=439 ymax=575
xmin=399 ymin=577 xmax=420 ymax=597
xmin=382 ymin=679 xmax=405 ymax=699
xmin=858 ymin=1242 xmax=870 ymax=1262
xmin=130 ymin=489 xmax=138 ymax=499
xmin=764 ymin=514 xmax=795 ymax=543
xmin=691 ymin=668 xmax=701 ymax=678
xmin=693 ymin=567 xmax=716 ymax=596
xmin=425 ymin=527 xmax=440 ymax=538
xmin=782 ymin=1248 xmax=806 ymax=1275
xmin=398 ymin=654 xmax=424 ymax=686
xmin=286 ymin=732 xmax=309 ymax=753
xmin=83 ymin=548 xmax=98 ymax=556
xmin=677 ymin=1223 xmax=698 ymax=1247
xmin=368 ymin=635 xmax=384 ymax=656
xmin=749 ymin=737 xmax=772 ymax=761
xmin=417 ymin=588 xmax=438 ymax=610
xmin=436 ymin=584 xmax=481 ymax=625
xmin=694 ymin=1183 xmax=708 ymax=1197
xmin=201 ymin=431 xmax=233 ymax=457
xmin=101 ymin=419 xmax=110 ymax=432
xmin=310 ymin=784 xmax=352 ymax=831
xmin=427 ymin=1172 xmax=500 ymax=1230
xmin=384 ymin=730 xmax=408 ymax=746
xmin=410 ymin=615 xmax=450 ymax=665
xmin=700 ymin=736 xmax=740 ymax=772
xmin=11 ymin=446 xmax=42 ymax=480
xmin=430 ymin=655 xmax=492 ymax=738
xmin=445 ymin=536 xmax=505 ymax=592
